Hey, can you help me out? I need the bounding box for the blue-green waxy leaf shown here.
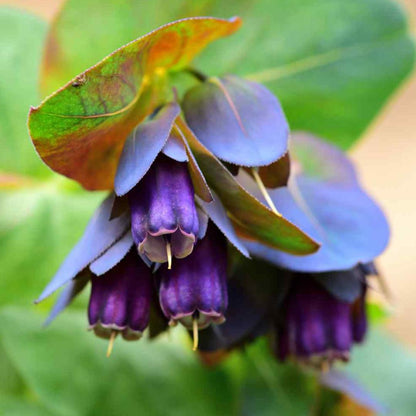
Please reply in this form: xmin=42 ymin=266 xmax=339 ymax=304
xmin=243 ymin=133 xmax=390 ymax=272
xmin=183 ymin=75 xmax=289 ymax=166
xmin=89 ymin=231 xmax=134 ymax=276
xmin=114 ymin=103 xmax=181 ymax=196
xmin=36 ymin=194 xmax=129 ymax=302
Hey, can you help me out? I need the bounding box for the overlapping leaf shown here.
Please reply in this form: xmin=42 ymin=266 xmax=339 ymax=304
xmin=242 ymin=133 xmax=390 ymax=272
xmin=29 ymin=17 xmax=241 ymax=190
xmin=175 ymin=119 xmax=319 ymax=255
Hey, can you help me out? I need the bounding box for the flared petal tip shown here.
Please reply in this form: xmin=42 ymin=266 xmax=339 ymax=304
xmin=173 ymin=311 xmax=226 ymax=330
xmin=89 ymin=322 xmax=143 ymax=341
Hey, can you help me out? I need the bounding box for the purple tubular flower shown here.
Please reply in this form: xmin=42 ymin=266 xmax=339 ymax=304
xmin=128 ymin=154 xmax=199 ymax=263
xmin=276 ymin=268 xmax=367 ymax=368
xmin=88 ymin=250 xmax=153 ymax=340
xmin=158 ymin=224 xmax=228 ymax=329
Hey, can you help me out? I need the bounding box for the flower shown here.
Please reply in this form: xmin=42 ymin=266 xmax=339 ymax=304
xmin=128 ymin=154 xmax=200 ymax=264
xmin=88 ymin=249 xmax=153 ymax=341
xmin=275 ymin=266 xmax=369 ymax=368
xmin=158 ymin=223 xmax=228 ymax=331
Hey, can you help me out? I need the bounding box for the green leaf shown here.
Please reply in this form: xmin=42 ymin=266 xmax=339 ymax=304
xmin=0 ymin=307 xmax=237 ymax=416
xmin=0 ymin=8 xmax=48 ymax=178
xmin=235 ymin=339 xmax=317 ymax=416
xmin=0 ymin=185 xmax=102 ymax=307
xmin=0 ymin=397 xmax=55 ymax=416
xmin=347 ymin=329 xmax=416 ymax=416
xmin=29 ymin=17 xmax=241 ymax=191
xmin=41 ymin=0 xmax=415 ymax=150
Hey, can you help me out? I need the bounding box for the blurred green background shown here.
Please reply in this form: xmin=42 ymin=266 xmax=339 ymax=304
xmin=1 ymin=0 xmax=416 ymax=414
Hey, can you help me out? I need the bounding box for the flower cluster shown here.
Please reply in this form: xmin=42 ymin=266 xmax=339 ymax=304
xmin=31 ymin=17 xmax=389 ymax=369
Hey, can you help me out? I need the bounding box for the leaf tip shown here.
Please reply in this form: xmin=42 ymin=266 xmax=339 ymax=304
xmin=229 ymin=16 xmax=242 ymax=28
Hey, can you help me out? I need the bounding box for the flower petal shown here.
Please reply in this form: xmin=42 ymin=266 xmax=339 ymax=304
xmin=314 ymin=268 xmax=364 ymax=303
xmin=320 ymin=370 xmax=388 ymax=415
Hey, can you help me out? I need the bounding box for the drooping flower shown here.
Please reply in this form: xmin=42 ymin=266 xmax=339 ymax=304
xmin=88 ymin=249 xmax=153 ymax=341
xmin=128 ymin=154 xmax=200 ymax=264
xmin=274 ymin=266 xmax=369 ymax=368
xmin=158 ymin=223 xmax=228 ymax=332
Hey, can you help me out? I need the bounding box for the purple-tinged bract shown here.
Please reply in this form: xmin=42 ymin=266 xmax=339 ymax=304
xmin=88 ymin=250 xmax=153 ymax=340
xmin=128 ymin=154 xmax=199 ymax=263
xmin=183 ymin=75 xmax=288 ymax=167
xmin=158 ymin=223 xmax=228 ymax=329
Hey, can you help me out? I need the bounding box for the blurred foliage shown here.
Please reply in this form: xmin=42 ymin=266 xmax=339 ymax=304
xmin=40 ymin=0 xmax=415 ymax=149
xmin=0 ymin=8 xmax=48 ymax=177
xmin=0 ymin=1 xmax=415 ymax=415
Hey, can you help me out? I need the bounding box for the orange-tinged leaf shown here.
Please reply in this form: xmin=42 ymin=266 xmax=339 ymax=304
xmin=28 ymin=17 xmax=241 ymax=190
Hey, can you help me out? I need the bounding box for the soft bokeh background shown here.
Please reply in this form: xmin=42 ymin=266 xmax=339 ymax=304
xmin=3 ymin=0 xmax=414 ymax=346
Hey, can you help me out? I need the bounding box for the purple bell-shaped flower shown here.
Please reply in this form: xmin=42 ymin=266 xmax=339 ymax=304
xmin=157 ymin=223 xmax=228 ymax=336
xmin=88 ymin=249 xmax=153 ymax=342
xmin=128 ymin=154 xmax=200 ymax=264
xmin=275 ymin=267 xmax=368 ymax=368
